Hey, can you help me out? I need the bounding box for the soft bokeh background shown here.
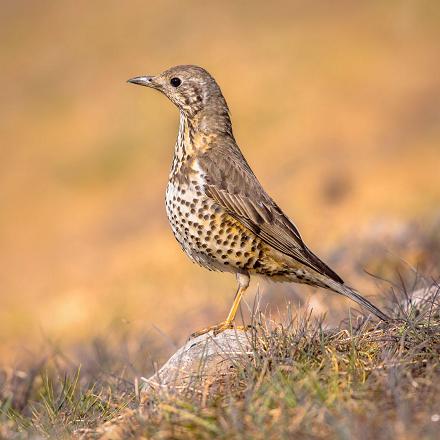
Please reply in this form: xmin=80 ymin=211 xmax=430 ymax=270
xmin=1 ymin=0 xmax=439 ymax=363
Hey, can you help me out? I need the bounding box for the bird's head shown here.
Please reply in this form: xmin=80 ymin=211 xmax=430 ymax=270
xmin=127 ymin=65 xmax=227 ymax=117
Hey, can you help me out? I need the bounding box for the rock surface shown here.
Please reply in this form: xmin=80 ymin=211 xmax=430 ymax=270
xmin=141 ymin=329 xmax=253 ymax=397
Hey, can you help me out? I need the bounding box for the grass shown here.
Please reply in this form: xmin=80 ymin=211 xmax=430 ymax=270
xmin=1 ymin=279 xmax=439 ymax=439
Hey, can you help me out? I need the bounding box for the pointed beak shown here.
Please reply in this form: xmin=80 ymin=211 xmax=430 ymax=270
xmin=127 ymin=75 xmax=155 ymax=87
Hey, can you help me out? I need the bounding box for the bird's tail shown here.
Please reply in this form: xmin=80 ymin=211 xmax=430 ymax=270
xmin=324 ymin=279 xmax=391 ymax=322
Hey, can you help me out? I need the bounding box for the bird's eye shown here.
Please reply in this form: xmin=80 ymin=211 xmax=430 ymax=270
xmin=170 ymin=77 xmax=181 ymax=87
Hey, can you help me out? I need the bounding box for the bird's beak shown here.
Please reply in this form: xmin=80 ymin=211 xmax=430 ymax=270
xmin=127 ymin=75 xmax=155 ymax=87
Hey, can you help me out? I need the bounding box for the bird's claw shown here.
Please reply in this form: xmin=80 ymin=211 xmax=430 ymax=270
xmin=189 ymin=321 xmax=250 ymax=339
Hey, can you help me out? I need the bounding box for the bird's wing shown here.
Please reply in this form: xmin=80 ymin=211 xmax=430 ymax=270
xmin=198 ymin=143 xmax=343 ymax=284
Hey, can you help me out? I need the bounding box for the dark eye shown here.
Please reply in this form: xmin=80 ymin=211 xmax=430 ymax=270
xmin=170 ymin=77 xmax=181 ymax=87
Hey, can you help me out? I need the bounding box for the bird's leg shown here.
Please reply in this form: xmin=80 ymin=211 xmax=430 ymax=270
xmin=190 ymin=273 xmax=250 ymax=338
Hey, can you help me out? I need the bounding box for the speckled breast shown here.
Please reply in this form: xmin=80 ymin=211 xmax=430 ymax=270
xmin=165 ymin=177 xmax=268 ymax=274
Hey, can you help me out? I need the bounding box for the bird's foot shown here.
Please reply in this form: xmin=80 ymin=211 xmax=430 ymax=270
xmin=190 ymin=321 xmax=249 ymax=339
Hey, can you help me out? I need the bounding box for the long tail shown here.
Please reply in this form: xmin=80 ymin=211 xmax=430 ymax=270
xmin=325 ymin=279 xmax=391 ymax=322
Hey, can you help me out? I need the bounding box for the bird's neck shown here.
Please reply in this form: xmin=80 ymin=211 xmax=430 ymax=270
xmin=191 ymin=102 xmax=233 ymax=137
xmin=171 ymin=106 xmax=233 ymax=178
xmin=170 ymin=112 xmax=193 ymax=178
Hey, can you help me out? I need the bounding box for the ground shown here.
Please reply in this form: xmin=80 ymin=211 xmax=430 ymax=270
xmin=1 ymin=263 xmax=439 ymax=439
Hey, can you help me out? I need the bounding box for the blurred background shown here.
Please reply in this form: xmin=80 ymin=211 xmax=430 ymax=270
xmin=1 ymin=0 xmax=439 ymax=364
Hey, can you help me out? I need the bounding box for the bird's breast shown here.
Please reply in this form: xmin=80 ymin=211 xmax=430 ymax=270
xmin=165 ymin=175 xmax=218 ymax=267
xmin=164 ymin=176 xmax=274 ymax=275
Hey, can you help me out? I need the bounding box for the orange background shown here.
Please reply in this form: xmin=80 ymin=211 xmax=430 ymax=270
xmin=1 ymin=1 xmax=439 ymax=362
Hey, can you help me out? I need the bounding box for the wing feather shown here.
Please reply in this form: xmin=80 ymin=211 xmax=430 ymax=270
xmin=198 ymin=144 xmax=343 ymax=283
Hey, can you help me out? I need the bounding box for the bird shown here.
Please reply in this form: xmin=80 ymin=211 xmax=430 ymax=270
xmin=127 ymin=65 xmax=391 ymax=336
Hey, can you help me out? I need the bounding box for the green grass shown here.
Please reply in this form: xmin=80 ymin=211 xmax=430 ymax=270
xmin=1 ymin=280 xmax=439 ymax=439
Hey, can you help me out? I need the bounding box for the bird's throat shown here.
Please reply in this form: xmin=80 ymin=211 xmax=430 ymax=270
xmin=170 ymin=107 xmax=233 ymax=179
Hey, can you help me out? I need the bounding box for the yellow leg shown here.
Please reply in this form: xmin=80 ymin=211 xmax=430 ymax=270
xmin=224 ymin=284 xmax=246 ymax=325
xmin=190 ymin=273 xmax=250 ymax=338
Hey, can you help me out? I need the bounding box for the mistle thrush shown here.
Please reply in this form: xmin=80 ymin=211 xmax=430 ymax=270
xmin=128 ymin=65 xmax=390 ymax=336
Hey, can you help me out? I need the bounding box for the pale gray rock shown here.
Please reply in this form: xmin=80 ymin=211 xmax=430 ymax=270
xmin=141 ymin=329 xmax=253 ymax=396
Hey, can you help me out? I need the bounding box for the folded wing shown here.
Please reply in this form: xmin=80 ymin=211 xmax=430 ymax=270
xmin=198 ymin=143 xmax=343 ymax=284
